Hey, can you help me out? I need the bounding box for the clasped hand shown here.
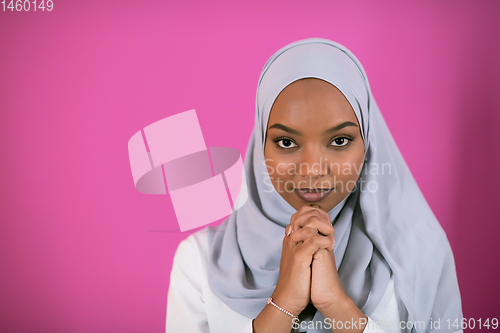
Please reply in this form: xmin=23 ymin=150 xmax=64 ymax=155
xmin=271 ymin=205 xmax=351 ymax=317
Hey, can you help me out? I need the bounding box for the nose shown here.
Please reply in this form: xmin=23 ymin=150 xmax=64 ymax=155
xmin=297 ymin=147 xmax=329 ymax=178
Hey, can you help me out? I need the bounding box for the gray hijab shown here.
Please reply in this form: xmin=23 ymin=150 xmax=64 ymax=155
xmin=206 ymin=38 xmax=462 ymax=332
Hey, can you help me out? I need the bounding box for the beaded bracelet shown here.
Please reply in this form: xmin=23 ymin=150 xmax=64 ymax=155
xmin=266 ymin=297 xmax=298 ymax=318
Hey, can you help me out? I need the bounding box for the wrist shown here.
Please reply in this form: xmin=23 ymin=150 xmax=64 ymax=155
xmin=271 ymin=291 xmax=305 ymax=316
xmin=267 ymin=297 xmax=299 ymax=318
xmin=319 ymin=296 xmax=367 ymax=332
xmin=253 ymin=300 xmax=298 ymax=333
xmin=314 ymin=293 xmax=351 ymax=314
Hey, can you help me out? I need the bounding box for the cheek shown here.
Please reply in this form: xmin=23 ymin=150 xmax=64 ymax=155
xmin=265 ymin=151 xmax=294 ymax=179
xmin=334 ymin=160 xmax=361 ymax=177
xmin=275 ymin=162 xmax=293 ymax=177
xmin=346 ymin=143 xmax=365 ymax=172
xmin=266 ymin=163 xmax=295 ymax=186
xmin=333 ymin=146 xmax=365 ymax=191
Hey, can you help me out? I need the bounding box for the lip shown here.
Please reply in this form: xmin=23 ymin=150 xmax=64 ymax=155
xmin=294 ymin=188 xmax=333 ymax=202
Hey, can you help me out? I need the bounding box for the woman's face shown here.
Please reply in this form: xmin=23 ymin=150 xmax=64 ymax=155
xmin=264 ymin=78 xmax=365 ymax=212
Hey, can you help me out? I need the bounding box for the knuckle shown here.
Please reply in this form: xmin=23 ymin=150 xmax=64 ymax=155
xmin=296 ymin=206 xmax=307 ymax=214
xmin=308 ymin=214 xmax=321 ymax=223
xmin=303 ymin=218 xmax=320 ymax=230
xmin=312 ymin=215 xmax=328 ymax=226
xmin=303 ymin=236 xmax=317 ymax=246
xmin=305 ymin=227 xmax=318 ymax=237
xmin=311 ymin=209 xmax=321 ymax=217
xmin=298 ymin=228 xmax=313 ymax=239
xmin=312 ymin=235 xmax=328 ymax=247
xmin=311 ymin=236 xmax=322 ymax=246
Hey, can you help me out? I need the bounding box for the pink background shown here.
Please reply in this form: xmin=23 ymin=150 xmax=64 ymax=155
xmin=1 ymin=0 xmax=499 ymax=332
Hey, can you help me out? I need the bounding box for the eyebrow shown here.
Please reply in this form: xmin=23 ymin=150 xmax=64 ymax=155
xmin=268 ymin=121 xmax=358 ymax=135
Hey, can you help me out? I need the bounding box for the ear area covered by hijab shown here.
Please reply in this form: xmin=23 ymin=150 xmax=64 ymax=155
xmin=206 ymin=38 xmax=463 ymax=333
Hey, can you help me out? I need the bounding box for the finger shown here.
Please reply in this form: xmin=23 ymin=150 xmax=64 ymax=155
xmin=302 ymin=221 xmax=335 ymax=251
xmin=291 ymin=208 xmax=331 ymax=233
xmin=301 ymin=218 xmax=334 ymax=236
xmin=296 ymin=235 xmax=333 ymax=258
xmin=291 ymin=216 xmax=335 ymax=248
xmin=291 ymin=227 xmax=334 ymax=251
xmin=291 ymin=205 xmax=331 ymax=230
xmin=289 ymin=227 xmax=319 ymax=245
xmin=282 ymin=225 xmax=293 ymax=249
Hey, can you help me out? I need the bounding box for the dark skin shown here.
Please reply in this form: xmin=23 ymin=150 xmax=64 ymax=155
xmin=253 ymin=78 xmax=367 ymax=333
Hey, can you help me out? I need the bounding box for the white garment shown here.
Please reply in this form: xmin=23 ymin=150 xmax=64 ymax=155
xmin=166 ymin=228 xmax=412 ymax=333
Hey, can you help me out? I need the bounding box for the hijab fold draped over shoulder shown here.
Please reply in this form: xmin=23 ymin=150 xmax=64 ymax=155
xmin=205 ymin=38 xmax=462 ymax=332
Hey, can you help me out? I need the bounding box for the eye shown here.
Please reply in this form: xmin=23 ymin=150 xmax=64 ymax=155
xmin=330 ymin=137 xmax=352 ymax=147
xmin=274 ymin=137 xmax=298 ymax=149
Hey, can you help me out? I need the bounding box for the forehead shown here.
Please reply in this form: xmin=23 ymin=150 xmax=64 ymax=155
xmin=268 ymin=78 xmax=358 ymax=127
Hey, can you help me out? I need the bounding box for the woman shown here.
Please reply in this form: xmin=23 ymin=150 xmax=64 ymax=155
xmin=166 ymin=38 xmax=463 ymax=333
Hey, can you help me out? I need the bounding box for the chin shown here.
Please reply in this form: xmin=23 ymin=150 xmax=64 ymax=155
xmin=288 ymin=198 xmax=336 ymax=212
